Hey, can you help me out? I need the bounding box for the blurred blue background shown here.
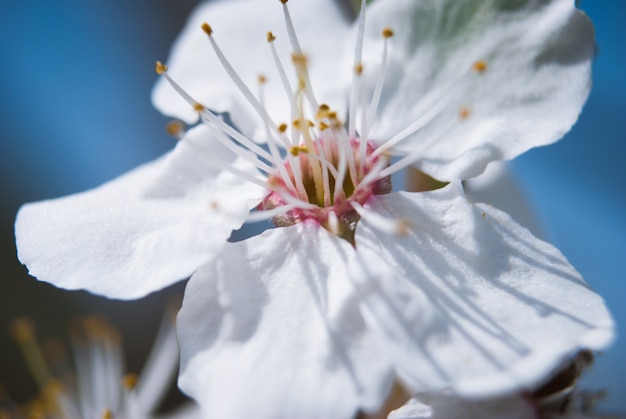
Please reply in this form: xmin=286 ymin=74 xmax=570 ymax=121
xmin=0 ymin=0 xmax=623 ymax=413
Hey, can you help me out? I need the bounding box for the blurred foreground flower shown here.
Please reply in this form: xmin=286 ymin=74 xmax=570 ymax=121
xmin=1 ymin=311 xmax=198 ymax=419
xmin=14 ymin=0 xmax=614 ymax=418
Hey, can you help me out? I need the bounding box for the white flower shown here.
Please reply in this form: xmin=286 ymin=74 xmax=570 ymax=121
xmin=6 ymin=313 xmax=200 ymax=419
xmin=15 ymin=0 xmax=614 ymax=418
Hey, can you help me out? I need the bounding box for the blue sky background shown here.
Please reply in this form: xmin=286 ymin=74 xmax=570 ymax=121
xmin=0 ymin=0 xmax=623 ymax=412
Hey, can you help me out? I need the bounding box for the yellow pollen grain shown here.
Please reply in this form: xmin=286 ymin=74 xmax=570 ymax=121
xmin=472 ymin=60 xmax=488 ymax=73
xmin=267 ymin=31 xmax=276 ymax=43
xmin=101 ymin=408 xmax=114 ymax=419
xmin=382 ymin=27 xmax=394 ymax=38
xmin=279 ymin=0 xmax=288 ymax=4
xmin=319 ymin=121 xmax=329 ymax=131
xmin=292 ymin=53 xmax=307 ymax=66
xmin=278 ymin=123 xmax=288 ymax=133
xmin=155 ymin=61 xmax=168 ymax=75
xmin=354 ymin=62 xmax=364 ymax=75
xmin=165 ymin=120 xmax=185 ymax=138
xmin=307 ymin=119 xmax=314 ymax=127
xmin=327 ymin=111 xmax=338 ymax=120
xmin=122 ymin=373 xmax=138 ymax=390
xmin=193 ymin=103 xmax=205 ymax=113
xmin=201 ymin=23 xmax=213 ymax=36
xmin=289 ymin=145 xmax=308 ymax=156
xmin=459 ymin=106 xmax=471 ymax=120
xmin=258 ymin=74 xmax=267 ymax=84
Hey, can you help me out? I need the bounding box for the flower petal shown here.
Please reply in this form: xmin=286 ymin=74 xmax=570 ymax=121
xmin=362 ymin=0 xmax=594 ymax=180
xmin=177 ymin=223 xmax=393 ymax=419
xmin=151 ymin=0 xmax=351 ymax=139
xmin=388 ymin=393 xmax=535 ymax=419
xmin=352 ymin=182 xmax=614 ymax=397
xmin=15 ymin=125 xmax=262 ymax=299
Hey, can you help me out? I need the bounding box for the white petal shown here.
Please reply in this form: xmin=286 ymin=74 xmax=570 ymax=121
xmin=362 ymin=0 xmax=594 ymax=180
xmin=152 ymin=0 xmax=351 ymax=139
xmin=177 ymin=223 xmax=393 ymax=419
xmin=388 ymin=393 xmax=535 ymax=419
xmin=352 ymin=182 xmax=614 ymax=397
xmin=15 ymin=125 xmax=262 ymax=299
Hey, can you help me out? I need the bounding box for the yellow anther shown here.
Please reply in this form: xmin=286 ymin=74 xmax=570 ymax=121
xmin=459 ymin=106 xmax=471 ymax=120
xmin=193 ymin=103 xmax=205 ymax=113
xmin=155 ymin=61 xmax=168 ymax=75
xmin=327 ymin=111 xmax=338 ymax=120
xmin=315 ymin=104 xmax=330 ymax=120
xmin=267 ymin=32 xmax=276 ymax=43
xmin=319 ymin=122 xmax=330 ymax=131
xmin=278 ymin=123 xmax=288 ymax=133
xmin=298 ymin=79 xmax=306 ymax=90
xmin=472 ymin=60 xmax=488 ymax=73
xmin=382 ymin=28 xmax=394 ymax=38
xmin=165 ymin=120 xmax=185 ymax=138
xmin=354 ymin=62 xmax=364 ymax=75
xmin=289 ymin=145 xmax=309 ymax=156
xmin=122 ymin=373 xmax=138 ymax=390
xmin=279 ymin=0 xmax=288 ymax=4
xmin=101 ymin=408 xmax=114 ymax=419
xmin=307 ymin=119 xmax=314 ymax=127
xmin=292 ymin=53 xmax=307 ymax=66
xmin=258 ymin=74 xmax=267 ymax=84
xmin=201 ymin=23 xmax=213 ymax=36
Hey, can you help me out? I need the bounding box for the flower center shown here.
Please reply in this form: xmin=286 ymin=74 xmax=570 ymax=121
xmin=259 ymin=130 xmax=391 ymax=241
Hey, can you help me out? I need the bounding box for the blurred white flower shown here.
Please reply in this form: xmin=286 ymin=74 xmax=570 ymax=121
xmin=14 ymin=0 xmax=614 ymax=418
xmin=3 ymin=312 xmax=199 ymax=419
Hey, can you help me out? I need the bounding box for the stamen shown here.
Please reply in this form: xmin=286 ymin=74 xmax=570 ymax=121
xmin=157 ymin=69 xmax=276 ymax=169
xmin=280 ymin=2 xmax=319 ymax=109
xmin=267 ymin=32 xmax=296 ymax=137
xmin=348 ymin=0 xmax=367 ymax=140
xmin=472 ymin=59 xmax=488 ymax=73
xmin=258 ymin=78 xmax=299 ymax=194
xmin=350 ymin=201 xmax=411 ymax=235
xmin=200 ymin=24 xmax=286 ymax=142
xmin=10 ymin=318 xmax=51 ymax=389
xmin=459 ymin=106 xmax=471 ymax=120
xmin=165 ymin=120 xmax=185 ymax=140
xmin=361 ymin=27 xmax=393 ymax=166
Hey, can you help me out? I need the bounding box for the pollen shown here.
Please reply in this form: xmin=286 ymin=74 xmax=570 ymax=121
xmin=258 ymin=74 xmax=267 ymax=84
xmin=122 ymin=373 xmax=138 ymax=390
xmin=289 ymin=145 xmax=309 ymax=156
xmin=201 ymin=22 xmax=213 ymax=36
xmin=101 ymin=408 xmax=114 ymax=419
xmin=165 ymin=120 xmax=185 ymax=138
xmin=354 ymin=62 xmax=364 ymax=75
xmin=279 ymin=0 xmax=288 ymax=4
xmin=193 ymin=102 xmax=205 ymax=112
xmin=459 ymin=106 xmax=471 ymax=120
xmin=382 ymin=27 xmax=394 ymax=38
xmin=278 ymin=123 xmax=288 ymax=133
xmin=319 ymin=121 xmax=330 ymax=131
xmin=316 ymin=104 xmax=331 ymax=120
xmin=267 ymin=31 xmax=276 ymax=43
xmin=155 ymin=61 xmax=168 ymax=75
xmin=472 ymin=60 xmax=488 ymax=73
